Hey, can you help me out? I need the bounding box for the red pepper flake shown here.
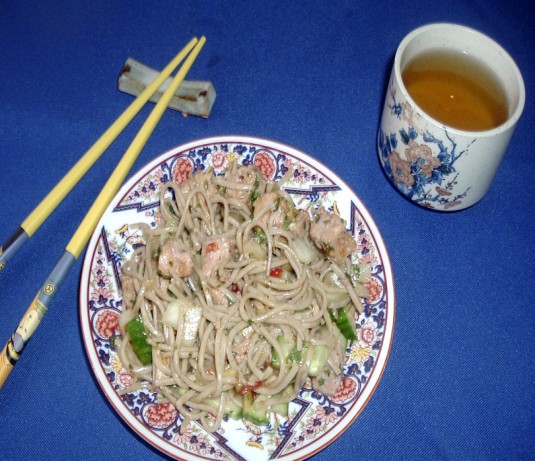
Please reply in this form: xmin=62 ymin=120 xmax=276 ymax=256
xmin=238 ymin=380 xmax=264 ymax=395
xmin=205 ymin=242 xmax=218 ymax=252
xmin=269 ymin=267 xmax=283 ymax=278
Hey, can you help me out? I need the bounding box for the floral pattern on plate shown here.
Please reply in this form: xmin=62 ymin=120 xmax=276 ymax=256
xmin=80 ymin=136 xmax=395 ymax=461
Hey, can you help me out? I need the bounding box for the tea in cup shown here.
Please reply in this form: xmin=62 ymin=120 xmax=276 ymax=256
xmin=377 ymin=23 xmax=525 ymax=211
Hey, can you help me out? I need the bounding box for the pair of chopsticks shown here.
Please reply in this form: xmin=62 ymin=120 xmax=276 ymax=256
xmin=0 ymin=36 xmax=206 ymax=388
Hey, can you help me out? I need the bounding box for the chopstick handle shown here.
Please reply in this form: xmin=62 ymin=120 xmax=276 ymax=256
xmin=0 ymin=36 xmax=207 ymax=388
xmin=0 ymin=228 xmax=29 ymax=271
xmin=0 ymin=251 xmax=75 ymax=389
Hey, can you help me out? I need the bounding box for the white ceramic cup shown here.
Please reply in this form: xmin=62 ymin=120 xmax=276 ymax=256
xmin=377 ymin=23 xmax=525 ymax=211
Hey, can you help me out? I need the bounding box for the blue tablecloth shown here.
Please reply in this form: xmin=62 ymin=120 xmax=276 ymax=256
xmin=1 ymin=1 xmax=533 ymax=460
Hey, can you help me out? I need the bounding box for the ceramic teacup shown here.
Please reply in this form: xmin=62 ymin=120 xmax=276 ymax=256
xmin=377 ymin=23 xmax=525 ymax=211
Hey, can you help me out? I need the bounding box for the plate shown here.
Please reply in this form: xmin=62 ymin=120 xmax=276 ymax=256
xmin=79 ymin=136 xmax=395 ymax=461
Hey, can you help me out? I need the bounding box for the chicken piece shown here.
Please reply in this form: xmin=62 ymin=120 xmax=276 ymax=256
xmin=231 ymin=326 xmax=254 ymax=364
xmin=232 ymin=336 xmax=251 ymax=364
xmin=158 ymin=238 xmax=194 ymax=278
xmin=311 ymin=367 xmax=343 ymax=396
xmin=309 ymin=207 xmax=356 ymax=264
xmin=201 ymin=237 xmax=231 ymax=277
xmin=253 ymin=190 xmax=303 ymax=231
xmin=253 ymin=192 xmax=278 ymax=215
xmin=289 ymin=209 xmax=311 ymax=239
xmin=224 ymin=166 xmax=259 ymax=201
xmin=311 ymin=328 xmax=346 ymax=396
xmin=210 ymin=287 xmax=230 ymax=308
xmin=121 ymin=275 xmax=137 ymax=309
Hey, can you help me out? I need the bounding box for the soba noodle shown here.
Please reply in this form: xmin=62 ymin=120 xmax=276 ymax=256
xmin=118 ymin=163 xmax=370 ymax=432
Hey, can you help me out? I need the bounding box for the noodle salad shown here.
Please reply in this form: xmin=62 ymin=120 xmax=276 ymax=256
xmin=117 ymin=163 xmax=371 ymax=433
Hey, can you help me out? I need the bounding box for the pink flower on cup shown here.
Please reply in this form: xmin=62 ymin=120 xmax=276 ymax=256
xmin=95 ymin=310 xmax=119 ymax=339
xmin=445 ymin=200 xmax=463 ymax=209
xmin=172 ymin=157 xmax=193 ymax=184
xmin=388 ymin=150 xmax=414 ymax=187
xmin=144 ymin=402 xmax=178 ymax=429
xmin=436 ymin=186 xmax=452 ymax=197
xmin=332 ymin=377 xmax=357 ymax=404
xmin=358 ymin=322 xmax=378 ymax=348
xmin=365 ymin=277 xmax=382 ymax=302
xmin=254 ymin=151 xmax=276 ymax=179
xmin=404 ymin=140 xmax=440 ymax=177
xmin=402 ymin=101 xmax=424 ymax=132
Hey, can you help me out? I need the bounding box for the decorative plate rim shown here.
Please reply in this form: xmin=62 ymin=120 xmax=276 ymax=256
xmin=79 ymin=135 xmax=396 ymax=461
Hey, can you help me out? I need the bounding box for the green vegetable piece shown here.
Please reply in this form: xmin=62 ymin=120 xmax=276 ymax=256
xmin=270 ymin=385 xmax=294 ymax=417
xmin=243 ymin=392 xmax=270 ymax=425
xmin=330 ymin=307 xmax=358 ymax=340
xmin=226 ymin=398 xmax=243 ymax=420
xmin=308 ymin=345 xmax=331 ymax=376
xmin=126 ymin=316 xmax=152 ymax=365
xmin=270 ymin=402 xmax=290 ymax=417
xmin=248 ymin=175 xmax=260 ymax=205
xmin=252 ymin=228 xmax=267 ymax=245
xmin=203 ymin=396 xmax=243 ymax=420
xmin=271 ymin=336 xmax=302 ymax=369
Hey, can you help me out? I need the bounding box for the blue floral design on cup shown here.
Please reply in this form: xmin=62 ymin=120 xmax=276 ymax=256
xmin=377 ymin=23 xmax=525 ymax=212
xmin=378 ymin=89 xmax=472 ymax=210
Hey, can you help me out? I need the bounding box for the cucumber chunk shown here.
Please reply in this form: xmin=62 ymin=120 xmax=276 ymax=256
xmin=243 ymin=392 xmax=270 ymax=425
xmin=125 ymin=316 xmax=152 ymax=365
xmin=307 ymin=345 xmax=331 ymax=377
xmin=271 ymin=336 xmax=303 ymax=369
xmin=270 ymin=385 xmax=295 ymax=417
xmin=203 ymin=394 xmax=243 ymax=420
xmin=270 ymin=402 xmax=289 ymax=417
xmin=330 ymin=306 xmax=358 ymax=340
xmin=226 ymin=396 xmax=243 ymax=420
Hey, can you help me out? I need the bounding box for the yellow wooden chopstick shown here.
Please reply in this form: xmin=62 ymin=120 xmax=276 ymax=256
xmin=67 ymin=36 xmax=206 ymax=258
xmin=0 ymin=36 xmax=198 ymax=271
xmin=0 ymin=36 xmax=206 ymax=388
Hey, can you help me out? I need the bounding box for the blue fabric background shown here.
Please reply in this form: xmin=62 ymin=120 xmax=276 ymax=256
xmin=0 ymin=1 xmax=533 ymax=460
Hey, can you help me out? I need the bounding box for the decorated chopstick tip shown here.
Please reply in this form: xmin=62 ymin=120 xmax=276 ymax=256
xmin=118 ymin=54 xmax=215 ymax=118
